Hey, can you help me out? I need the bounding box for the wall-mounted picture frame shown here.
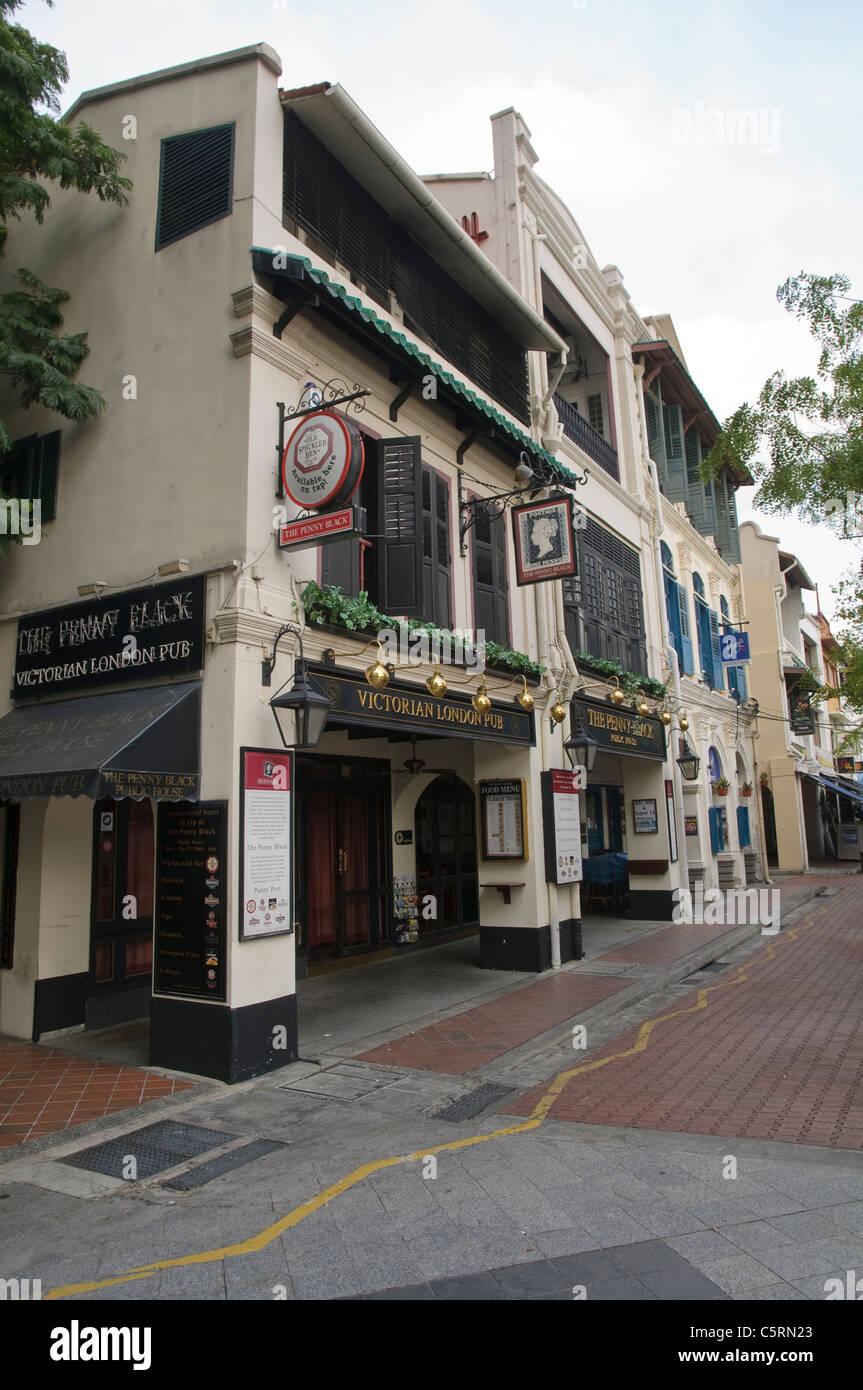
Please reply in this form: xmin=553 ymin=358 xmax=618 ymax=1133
xmin=479 ymin=779 xmax=528 ymax=860
xmin=632 ymin=797 xmax=658 ymax=834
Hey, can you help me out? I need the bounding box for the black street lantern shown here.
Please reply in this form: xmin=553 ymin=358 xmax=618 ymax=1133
xmin=563 ymin=717 xmax=599 ymax=774
xmin=676 ymin=738 xmax=701 ymax=782
xmin=263 ymin=623 xmax=332 ymax=749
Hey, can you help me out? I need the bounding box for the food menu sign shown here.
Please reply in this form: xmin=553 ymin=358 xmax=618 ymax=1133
xmin=479 ymin=779 xmax=527 ymax=861
xmin=155 ymin=801 xmax=226 ymax=1000
xmin=541 ymin=770 xmax=583 ymax=884
xmin=239 ymin=749 xmax=293 ymax=940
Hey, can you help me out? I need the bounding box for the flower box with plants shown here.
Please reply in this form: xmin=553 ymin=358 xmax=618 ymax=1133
xmin=741 ymin=781 xmax=753 ymax=797
xmin=300 ymin=583 xmax=545 ymax=681
xmin=712 ymin=777 xmax=730 ymax=796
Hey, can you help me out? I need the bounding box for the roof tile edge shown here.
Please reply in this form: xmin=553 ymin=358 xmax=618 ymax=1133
xmin=63 ymin=42 xmax=282 ymax=122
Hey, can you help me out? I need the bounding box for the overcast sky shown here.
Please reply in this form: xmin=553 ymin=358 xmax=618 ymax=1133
xmin=22 ymin=0 xmax=863 ymax=622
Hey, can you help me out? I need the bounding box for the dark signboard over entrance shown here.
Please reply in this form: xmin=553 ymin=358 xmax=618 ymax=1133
xmin=570 ymin=693 xmax=666 ymax=761
xmin=13 ymin=574 xmax=207 ymax=700
xmin=155 ymin=801 xmax=227 ymax=1000
xmin=309 ymin=666 xmax=535 ymax=745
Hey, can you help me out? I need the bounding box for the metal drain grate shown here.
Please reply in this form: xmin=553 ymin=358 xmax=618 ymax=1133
xmin=435 ymin=1083 xmax=515 ymax=1124
xmin=61 ymin=1120 xmax=234 ymax=1179
xmin=162 ymin=1139 xmax=285 ymax=1190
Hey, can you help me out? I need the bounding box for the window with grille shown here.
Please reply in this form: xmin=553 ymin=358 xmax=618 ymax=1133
xmin=563 ymin=518 xmax=646 ymax=674
xmin=156 ymin=124 xmax=235 ymax=250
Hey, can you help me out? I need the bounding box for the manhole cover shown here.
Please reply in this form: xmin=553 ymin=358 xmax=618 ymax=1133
xmin=61 ymin=1120 xmax=234 ymax=1179
xmin=435 ymin=1083 xmax=515 ymax=1123
xmin=278 ymin=1063 xmax=406 ymax=1101
xmin=162 ymin=1139 xmax=285 ymax=1190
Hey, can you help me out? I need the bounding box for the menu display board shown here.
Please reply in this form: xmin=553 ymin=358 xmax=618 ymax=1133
xmin=239 ymin=748 xmax=293 ymax=940
xmin=541 ymin=770 xmax=583 ymax=884
xmin=155 ymin=801 xmax=227 ymax=999
xmin=479 ymin=779 xmax=528 ymax=861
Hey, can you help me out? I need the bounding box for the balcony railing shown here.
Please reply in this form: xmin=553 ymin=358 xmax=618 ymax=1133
xmin=554 ymin=392 xmax=619 ymax=481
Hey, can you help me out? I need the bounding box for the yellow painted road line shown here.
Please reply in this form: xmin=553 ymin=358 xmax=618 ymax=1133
xmin=45 ymin=909 xmax=820 ymax=1300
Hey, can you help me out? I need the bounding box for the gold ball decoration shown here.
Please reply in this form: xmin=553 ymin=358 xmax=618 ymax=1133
xmin=472 ymin=676 xmax=491 ymax=716
xmin=610 ymin=686 xmax=626 ymax=706
xmin=550 ymin=700 xmax=567 ymax=725
xmin=516 ymin=677 xmax=534 ymax=712
xmin=426 ymin=666 xmax=448 ymax=698
xmin=660 ymin=709 xmax=672 ymax=726
xmin=636 ymin=695 xmax=650 ymax=716
xmin=679 ymin=713 xmax=690 ymax=732
xmin=365 ymin=658 xmax=390 ymax=691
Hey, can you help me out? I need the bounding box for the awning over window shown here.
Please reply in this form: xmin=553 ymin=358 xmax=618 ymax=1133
xmin=0 ymin=682 xmax=200 ymax=801
xmin=805 ymin=770 xmax=863 ymax=809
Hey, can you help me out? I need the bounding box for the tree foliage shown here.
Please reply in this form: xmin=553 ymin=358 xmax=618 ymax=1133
xmin=0 ymin=0 xmax=131 ymax=454
xmin=703 ymin=272 xmax=863 ymax=717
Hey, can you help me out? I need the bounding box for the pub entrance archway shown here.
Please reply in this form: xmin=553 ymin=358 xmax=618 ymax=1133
xmin=415 ymin=775 xmax=479 ymax=931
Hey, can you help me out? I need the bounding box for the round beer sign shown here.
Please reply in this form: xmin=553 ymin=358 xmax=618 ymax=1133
xmin=282 ymin=409 xmax=365 ymax=510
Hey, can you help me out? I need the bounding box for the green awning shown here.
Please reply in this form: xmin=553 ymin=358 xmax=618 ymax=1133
xmin=252 ymin=249 xmax=580 ymax=488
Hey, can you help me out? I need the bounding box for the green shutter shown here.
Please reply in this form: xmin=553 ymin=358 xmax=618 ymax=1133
xmin=662 ymin=404 xmax=686 ymax=502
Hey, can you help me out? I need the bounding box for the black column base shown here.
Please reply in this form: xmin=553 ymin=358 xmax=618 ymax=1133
xmin=480 ymin=920 xmax=582 ymax=971
xmin=151 ymin=993 xmax=297 ymax=1083
xmin=629 ymin=889 xmax=675 ymax=920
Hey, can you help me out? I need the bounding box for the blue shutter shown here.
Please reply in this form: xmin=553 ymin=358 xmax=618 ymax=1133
xmin=664 ymin=570 xmax=683 ymax=666
xmin=708 ymin=609 xmax=724 ymax=689
xmin=645 ymin=392 xmax=665 ymax=473
xmin=677 ymin=583 xmax=695 ymax=675
xmin=709 ymin=807 xmax=723 ymax=855
xmin=737 ymin=806 xmax=751 ymax=848
xmin=738 ymin=664 xmax=747 ymax=701
xmin=727 ymin=665 xmax=739 ymax=700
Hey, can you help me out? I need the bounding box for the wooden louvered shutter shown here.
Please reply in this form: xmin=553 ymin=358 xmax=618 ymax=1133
xmin=662 ymin=404 xmax=687 ymax=502
xmin=433 ymin=473 xmax=452 ymax=628
xmin=156 ymin=124 xmax=235 ymax=250
xmin=664 ymin=569 xmax=683 ymax=668
xmin=471 ymin=506 xmax=509 ymax=646
xmin=33 ymin=431 xmax=60 ymax=521
xmin=376 ymin=437 xmax=424 ymax=618
xmin=684 ymin=428 xmax=708 ymax=532
xmin=677 ymin=584 xmax=695 ymax=675
xmin=645 ymin=392 xmax=664 ymax=470
xmin=708 ymin=608 xmax=724 ymax=689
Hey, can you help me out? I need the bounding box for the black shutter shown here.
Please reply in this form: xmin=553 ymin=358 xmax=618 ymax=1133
xmin=471 ymin=507 xmax=509 ymax=645
xmin=420 ymin=470 xmax=452 ymax=628
xmin=156 ymin=124 xmax=235 ymax=251
xmin=33 ymin=431 xmax=60 ymax=521
xmin=320 ymin=536 xmax=362 ymax=596
xmin=376 ymin=437 xmax=424 ymax=618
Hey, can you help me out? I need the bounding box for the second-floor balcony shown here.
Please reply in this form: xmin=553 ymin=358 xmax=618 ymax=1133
xmin=553 ymin=393 xmax=619 ymax=481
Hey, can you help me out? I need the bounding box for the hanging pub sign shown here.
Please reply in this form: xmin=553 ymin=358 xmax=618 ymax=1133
xmin=837 ymin=756 xmax=855 ymax=774
xmin=511 ymin=495 xmax=577 ymax=586
xmin=541 ymin=769 xmax=583 ymax=884
xmin=277 ymin=505 xmax=366 ymax=551
xmin=13 ymin=573 xmax=207 ymax=701
xmin=720 ymin=630 xmax=750 ymax=664
xmin=281 ymin=409 xmax=365 ymax=510
xmin=789 ymin=687 xmax=815 ymax=735
xmin=239 ymin=748 xmax=293 ymax=940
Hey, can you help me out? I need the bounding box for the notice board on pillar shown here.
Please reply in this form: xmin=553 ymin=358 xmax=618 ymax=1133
xmin=541 ymin=770 xmax=583 ymax=884
xmin=239 ymin=748 xmax=293 ymax=940
xmin=155 ymin=801 xmax=227 ymax=1000
xmin=479 ymin=779 xmax=528 ymax=860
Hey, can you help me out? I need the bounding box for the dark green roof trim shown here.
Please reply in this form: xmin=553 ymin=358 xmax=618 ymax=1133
xmin=252 ymin=248 xmax=579 ymax=487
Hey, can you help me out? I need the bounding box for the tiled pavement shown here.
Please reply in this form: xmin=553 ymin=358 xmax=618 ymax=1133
xmin=595 ymin=918 xmax=741 ymax=966
xmin=0 ymin=1039 xmax=193 ymax=1149
xmin=505 ymin=878 xmax=863 ymax=1148
xmin=356 ymin=971 xmax=631 ymax=1074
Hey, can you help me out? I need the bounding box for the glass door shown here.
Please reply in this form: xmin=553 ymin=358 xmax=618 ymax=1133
xmin=90 ymin=798 xmax=154 ymax=995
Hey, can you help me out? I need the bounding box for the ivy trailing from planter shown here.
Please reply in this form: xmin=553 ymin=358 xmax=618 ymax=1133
xmin=300 ymin=582 xmax=546 ymax=678
xmin=570 ymin=649 xmax=667 ymax=701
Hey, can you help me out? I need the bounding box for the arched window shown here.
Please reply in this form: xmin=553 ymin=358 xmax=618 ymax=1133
xmin=720 ymin=595 xmax=730 ymax=622
xmin=693 ymin=572 xmax=705 ymax=597
xmin=708 ymin=746 xmax=723 ymax=782
xmin=660 ymin=540 xmax=674 ymax=573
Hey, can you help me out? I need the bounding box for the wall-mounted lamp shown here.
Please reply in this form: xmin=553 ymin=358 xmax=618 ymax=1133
xmin=606 ymin=676 xmax=626 ymax=707
xmin=564 ymin=716 xmax=599 ymax=773
xmin=634 ymin=690 xmax=650 ymax=716
xmin=548 ymin=690 xmax=567 ymax=726
xmin=676 ymin=737 xmax=701 ymax=782
xmin=263 ymin=624 xmax=332 ymax=749
xmin=322 ymin=641 xmax=393 ymax=691
xmin=426 ymin=665 xmax=448 ymax=697
xmin=499 ymin=674 xmax=535 ymax=712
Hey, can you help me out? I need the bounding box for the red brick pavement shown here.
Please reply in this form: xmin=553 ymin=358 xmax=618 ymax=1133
xmin=596 ymin=919 xmax=739 ymax=966
xmin=0 ymin=1039 xmax=193 ymax=1149
xmin=355 ymin=973 xmax=630 ymax=1075
xmin=505 ymin=880 xmax=863 ymax=1148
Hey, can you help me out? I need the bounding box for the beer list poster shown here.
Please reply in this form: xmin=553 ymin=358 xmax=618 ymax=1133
xmin=155 ymin=801 xmax=227 ymax=999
